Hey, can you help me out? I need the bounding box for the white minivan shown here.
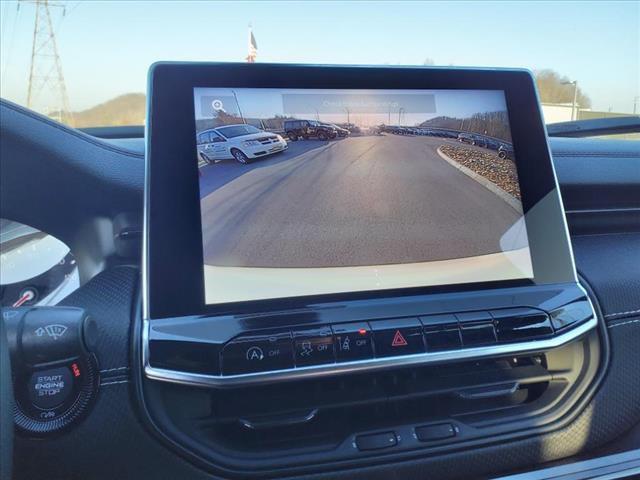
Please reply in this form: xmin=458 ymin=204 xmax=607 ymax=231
xmin=197 ymin=124 xmax=288 ymax=164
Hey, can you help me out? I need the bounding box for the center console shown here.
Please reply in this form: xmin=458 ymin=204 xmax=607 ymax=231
xmin=140 ymin=63 xmax=600 ymax=476
xmin=145 ymin=286 xmax=594 ymax=386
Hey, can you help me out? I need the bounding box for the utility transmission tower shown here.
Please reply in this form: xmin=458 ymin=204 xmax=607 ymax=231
xmin=24 ymin=0 xmax=73 ymax=125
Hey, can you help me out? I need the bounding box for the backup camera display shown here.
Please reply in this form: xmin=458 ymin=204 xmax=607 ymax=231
xmin=193 ymin=88 xmax=533 ymax=304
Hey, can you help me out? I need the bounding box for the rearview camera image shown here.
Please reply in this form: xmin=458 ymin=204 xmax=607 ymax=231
xmin=194 ymin=88 xmax=533 ymax=304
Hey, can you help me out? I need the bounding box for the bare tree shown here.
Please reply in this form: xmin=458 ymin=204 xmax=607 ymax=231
xmin=534 ymin=69 xmax=591 ymax=108
xmin=421 ymin=112 xmax=512 ymax=142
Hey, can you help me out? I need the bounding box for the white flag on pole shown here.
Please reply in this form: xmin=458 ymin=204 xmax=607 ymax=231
xmin=247 ymin=26 xmax=258 ymax=63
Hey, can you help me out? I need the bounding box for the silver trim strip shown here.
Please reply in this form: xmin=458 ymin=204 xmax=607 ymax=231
xmin=142 ymin=315 xmax=597 ymax=388
xmin=142 ymin=64 xmax=153 ymax=321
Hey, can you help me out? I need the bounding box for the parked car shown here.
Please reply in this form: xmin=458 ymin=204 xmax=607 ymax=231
xmin=342 ymin=123 xmax=361 ymax=135
xmin=498 ymin=143 xmax=515 ymax=159
xmin=197 ymin=124 xmax=287 ymax=164
xmin=472 ymin=135 xmax=488 ymax=148
xmin=284 ymin=119 xmax=337 ymax=140
xmin=457 ymin=133 xmax=490 ymax=147
xmin=440 ymin=130 xmax=459 ymax=138
xmin=484 ymin=138 xmax=502 ymax=150
xmin=324 ymin=123 xmax=350 ymax=137
xmin=457 ymin=132 xmax=475 ymax=145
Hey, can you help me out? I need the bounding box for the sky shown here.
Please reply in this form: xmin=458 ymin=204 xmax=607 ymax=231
xmin=1 ymin=1 xmax=638 ymax=117
xmin=194 ymin=88 xmax=508 ymax=126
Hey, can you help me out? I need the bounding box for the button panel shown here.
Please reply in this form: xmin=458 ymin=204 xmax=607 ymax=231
xmin=460 ymin=321 xmax=497 ymax=346
xmin=549 ymin=301 xmax=592 ymax=331
xmin=215 ymin=305 xmax=590 ymax=376
xmin=491 ymin=308 xmax=553 ymax=342
xmin=292 ymin=327 xmax=335 ymax=367
xmin=421 ymin=314 xmax=462 ymax=352
xmin=371 ymin=318 xmax=425 ymax=357
xmin=415 ymin=423 xmax=456 ymax=442
xmin=332 ymin=322 xmax=374 ymax=362
xmin=221 ymin=329 xmax=294 ymax=375
xmin=424 ymin=327 xmax=462 ymax=351
xmin=456 ymin=311 xmax=496 ymax=347
xmin=355 ymin=431 xmax=397 ymax=451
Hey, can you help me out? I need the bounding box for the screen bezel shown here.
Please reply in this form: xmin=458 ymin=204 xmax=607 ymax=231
xmin=145 ymin=62 xmax=576 ymax=320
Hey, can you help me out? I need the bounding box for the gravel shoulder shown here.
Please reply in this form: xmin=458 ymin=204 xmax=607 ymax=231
xmin=439 ymin=144 xmax=521 ymax=199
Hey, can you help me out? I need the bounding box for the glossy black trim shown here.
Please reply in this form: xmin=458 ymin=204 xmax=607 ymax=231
xmin=80 ymin=125 xmax=145 ymax=139
xmin=143 ymin=283 xmax=595 ymax=387
xmin=146 ymin=63 xmax=575 ymax=319
xmin=547 ymin=115 xmax=640 ymax=138
xmin=132 ymin=278 xmax=609 ymax=478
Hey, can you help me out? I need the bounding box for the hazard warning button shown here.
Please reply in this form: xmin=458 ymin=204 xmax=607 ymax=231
xmin=371 ymin=318 xmax=425 ymax=357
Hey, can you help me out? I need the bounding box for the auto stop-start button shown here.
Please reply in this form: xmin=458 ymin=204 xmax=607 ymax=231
xmin=28 ymin=366 xmax=73 ymax=410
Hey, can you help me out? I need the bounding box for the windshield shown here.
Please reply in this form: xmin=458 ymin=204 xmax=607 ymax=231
xmin=216 ymin=125 xmax=262 ymax=138
xmin=0 ymin=1 xmax=637 ymax=128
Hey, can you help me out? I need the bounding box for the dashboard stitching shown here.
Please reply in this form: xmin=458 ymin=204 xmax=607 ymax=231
xmin=605 ymin=309 xmax=640 ymax=319
xmin=100 ymin=380 xmax=130 ymax=386
xmin=100 ymin=367 xmax=129 ymax=373
xmin=607 ymin=318 xmax=640 ymax=328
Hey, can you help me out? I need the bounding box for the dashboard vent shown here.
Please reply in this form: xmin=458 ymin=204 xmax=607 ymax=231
xmin=195 ymin=355 xmax=553 ymax=453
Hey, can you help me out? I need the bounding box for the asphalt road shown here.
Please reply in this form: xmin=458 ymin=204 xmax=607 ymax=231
xmin=200 ymin=134 xmax=524 ymax=268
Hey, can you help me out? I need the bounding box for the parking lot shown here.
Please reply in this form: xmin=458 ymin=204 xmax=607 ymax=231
xmin=199 ymin=133 xmax=525 ymax=268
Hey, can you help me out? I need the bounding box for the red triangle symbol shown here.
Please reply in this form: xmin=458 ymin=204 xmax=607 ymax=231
xmin=391 ymin=330 xmax=408 ymax=347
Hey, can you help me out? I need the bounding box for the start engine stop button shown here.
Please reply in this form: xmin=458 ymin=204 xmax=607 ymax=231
xmin=28 ymin=366 xmax=73 ymax=410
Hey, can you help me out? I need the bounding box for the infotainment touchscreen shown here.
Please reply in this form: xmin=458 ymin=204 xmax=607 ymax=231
xmin=193 ymin=87 xmax=533 ymax=305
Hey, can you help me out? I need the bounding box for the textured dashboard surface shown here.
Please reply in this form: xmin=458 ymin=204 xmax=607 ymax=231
xmin=551 ymin=138 xmax=640 ymax=211
xmin=59 ymin=266 xmax=138 ymax=380
xmin=0 ymin=100 xmax=144 ymax=247
xmin=572 ymin=233 xmax=640 ymax=322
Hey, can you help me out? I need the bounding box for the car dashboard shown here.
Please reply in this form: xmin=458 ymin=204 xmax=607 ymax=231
xmin=1 ymin=96 xmax=639 ymax=480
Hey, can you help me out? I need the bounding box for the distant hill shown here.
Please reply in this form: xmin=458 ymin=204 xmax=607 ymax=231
xmin=53 ymin=93 xmax=146 ymax=127
xmin=419 ymin=116 xmax=463 ymax=130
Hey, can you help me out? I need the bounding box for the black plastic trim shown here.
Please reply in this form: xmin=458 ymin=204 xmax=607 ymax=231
xmin=547 ymin=116 xmax=640 ymax=138
xmin=132 ymin=277 xmax=609 ymax=479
